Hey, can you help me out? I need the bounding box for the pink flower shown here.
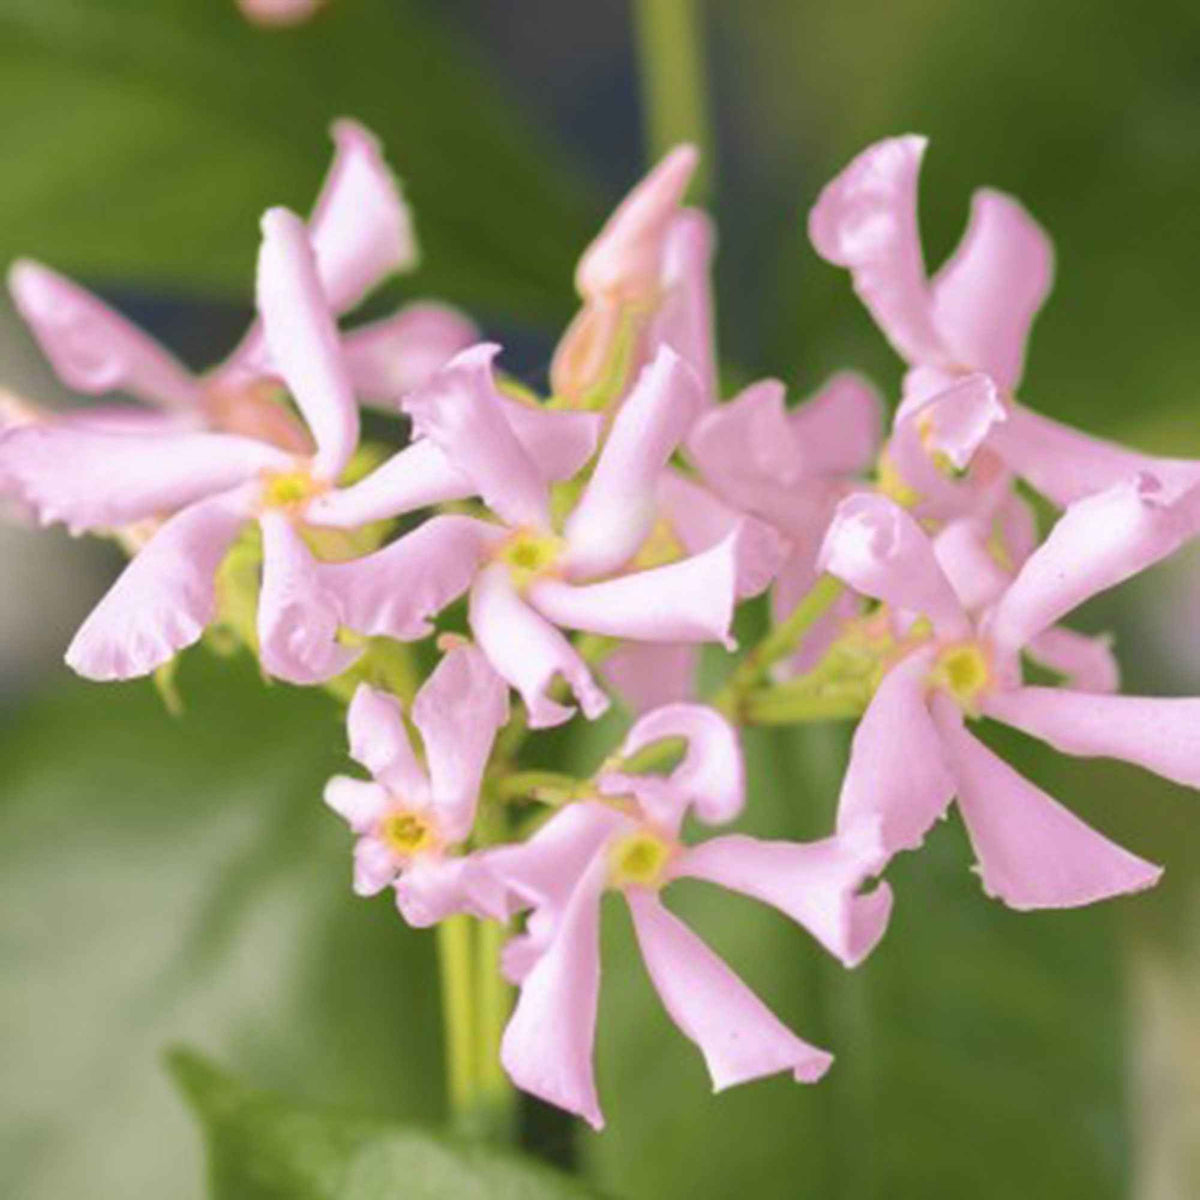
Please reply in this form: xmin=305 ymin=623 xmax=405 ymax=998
xmin=810 ymin=135 xmax=1200 ymax=514
xmin=330 ymin=341 xmax=776 ymax=728
xmin=6 ymin=120 xmax=474 ymax=446
xmin=481 ymin=704 xmax=893 ymax=1129
xmin=820 ymin=484 xmax=1200 ymax=908
xmin=238 ymin=0 xmax=324 ymax=27
xmin=324 ymin=643 xmax=509 ymax=925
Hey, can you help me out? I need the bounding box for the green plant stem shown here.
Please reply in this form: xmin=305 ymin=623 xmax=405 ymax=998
xmin=632 ymin=0 xmax=714 ymax=199
xmin=436 ymin=915 xmax=476 ymax=1129
xmin=475 ymin=920 xmax=515 ymax=1131
xmin=711 ymin=576 xmax=844 ymax=719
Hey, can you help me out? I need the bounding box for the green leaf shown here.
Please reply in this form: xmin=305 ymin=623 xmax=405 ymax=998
xmin=168 ymin=1049 xmax=602 ymax=1200
xmin=0 ymin=0 xmax=601 ymax=322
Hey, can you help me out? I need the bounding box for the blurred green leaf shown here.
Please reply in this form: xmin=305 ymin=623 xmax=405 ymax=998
xmin=168 ymin=1048 xmax=603 ymax=1200
xmin=0 ymin=0 xmax=601 ymax=323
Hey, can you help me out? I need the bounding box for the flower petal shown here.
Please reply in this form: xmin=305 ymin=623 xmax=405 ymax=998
xmin=498 ymin=400 xmax=602 ymax=484
xmin=1025 ymin=626 xmax=1119 ymax=693
xmin=933 ymin=517 xmax=1013 ymax=614
xmin=808 ymin=135 xmax=946 ymax=367
xmin=323 ymin=776 xmax=391 ymax=835
xmin=257 ymin=207 xmax=359 ymax=481
xmin=984 ymin=687 xmax=1200 ymax=790
xmin=412 ymin=643 xmax=509 ymax=841
xmin=500 ymin=847 xmax=608 ymax=1130
xmin=0 ymin=424 xmax=288 ymax=535
xmin=602 ymin=642 xmax=699 ymax=715
xmin=836 ymin=645 xmax=956 ymax=854
xmin=935 ymin=705 xmax=1162 ymax=909
xmin=673 ymin=822 xmax=893 ymax=967
xmin=345 ymin=683 xmax=428 ymax=801
xmin=627 ymin=889 xmax=833 ymax=1090
xmin=687 ymin=378 xmax=801 ymax=488
xmin=8 ymin=259 xmax=202 ymax=408
xmin=987 ymin=473 xmax=1192 ymax=654
xmin=257 ymin=511 xmax=362 ymax=685
xmin=317 ymin=514 xmax=497 ymax=642
xmin=931 ymin=189 xmax=1054 ymax=390
xmin=563 ymin=346 xmax=703 ymax=579
xmin=818 ymin=493 xmax=970 ymax=638
xmin=469 ymin=564 xmax=610 ymax=729
xmin=402 ymin=343 xmax=549 ymax=530
xmin=341 ymin=302 xmax=479 ymax=406
xmin=788 ymin=371 xmax=884 ymax=477
xmin=395 ymin=856 xmax=505 ymax=927
xmin=353 ymin=836 xmax=400 ymax=897
xmin=65 ymin=487 xmax=252 ymax=679
xmin=531 ymin=532 xmax=741 ymax=647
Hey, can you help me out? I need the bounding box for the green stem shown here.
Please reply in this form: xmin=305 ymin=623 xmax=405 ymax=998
xmin=475 ymin=919 xmax=516 ymax=1132
xmin=632 ymin=0 xmax=714 ymax=198
xmin=493 ymin=770 xmax=586 ymax=806
xmin=711 ymin=576 xmax=844 ymax=719
xmin=436 ymin=915 xmax=476 ymax=1129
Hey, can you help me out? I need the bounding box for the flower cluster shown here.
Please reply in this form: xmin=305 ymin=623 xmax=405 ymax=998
xmin=5 ymin=126 xmax=1200 ymax=1129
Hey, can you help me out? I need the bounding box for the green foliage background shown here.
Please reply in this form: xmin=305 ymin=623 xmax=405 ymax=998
xmin=2 ymin=1 xmax=1199 ymax=1198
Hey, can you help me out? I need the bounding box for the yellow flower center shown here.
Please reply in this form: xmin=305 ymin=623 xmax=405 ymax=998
xmin=931 ymin=640 xmax=992 ymax=714
xmin=378 ymin=810 xmax=437 ymax=858
xmin=875 ymin=452 xmax=922 ymax=509
xmin=496 ymin=529 xmax=564 ymax=591
xmin=263 ymin=469 xmax=322 ymax=511
xmin=608 ymin=829 xmax=673 ymax=890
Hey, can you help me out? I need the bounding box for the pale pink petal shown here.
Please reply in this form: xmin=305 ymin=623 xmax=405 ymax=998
xmin=988 ymin=473 xmax=1192 ymax=654
xmin=469 ymin=564 xmax=610 ymax=729
xmin=984 ymin=687 xmax=1200 ymax=790
xmin=304 ymin=437 xmax=476 ymax=528
xmin=1025 ymin=626 xmax=1119 ymax=693
xmin=395 ymin=856 xmax=505 ymax=927
xmin=500 ymin=848 xmax=608 ymax=1130
xmin=64 ymin=487 xmax=253 ymax=680
xmin=687 ymin=378 xmax=800 ymax=488
xmin=627 ymin=889 xmax=833 ymax=1090
xmin=770 ymin=550 xmax=857 ymax=678
xmin=602 ymin=642 xmax=698 ymax=714
xmin=412 ymin=643 xmax=509 ymax=841
xmin=317 ymin=514 xmax=498 ymax=642
xmin=936 ymin=706 xmax=1162 ymax=909
xmin=323 ymin=776 xmax=390 ymax=835
xmin=402 ymin=343 xmax=549 ymax=530
xmin=931 ymin=189 xmax=1054 ymax=391
xmin=353 ymin=835 xmax=399 ymax=897
xmin=0 ymin=424 xmax=288 ymax=535
xmin=342 ymin=303 xmax=479 ymax=405
xmin=646 ymin=209 xmax=718 ymax=400
xmin=673 ymin=820 xmax=893 ymax=967
xmin=531 ymin=531 xmax=741 ymax=647
xmin=257 ymin=511 xmax=361 ymax=685
xmin=788 ymin=372 xmax=884 ymax=477
xmin=601 ymin=702 xmax=744 ymax=828
xmin=818 ymin=493 xmax=970 ymax=638
xmin=576 ymin=144 xmax=699 ymax=301
xmin=8 ymin=260 xmax=202 ymax=409
xmin=564 ymin=346 xmax=704 ymax=578
xmin=36 ymin=406 xmax=195 ymax=436
xmin=836 ymin=645 xmax=955 ymax=854
xmin=498 ymin=400 xmax=602 ymax=484
xmin=933 ymin=517 xmax=1013 ymax=614
xmin=257 ymin=207 xmax=359 ymax=481
xmin=808 ymin=135 xmax=946 ymax=367
xmin=989 ymin=404 xmax=1200 ymax=509
xmin=345 ymin=683 xmax=429 ymax=801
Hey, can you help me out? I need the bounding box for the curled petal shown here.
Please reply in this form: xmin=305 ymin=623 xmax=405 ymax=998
xmin=808 ymin=135 xmax=946 ymax=367
xmin=836 ymin=646 xmax=956 ymax=854
xmin=257 ymin=512 xmax=361 ymax=685
xmin=353 ymin=836 xmax=399 ymax=897
xmin=395 ymin=856 xmax=506 ymax=928
xmin=935 ymin=704 xmax=1162 ymax=909
xmin=257 ymin=207 xmax=359 ymax=481
xmin=601 ymin=703 xmax=744 ymax=829
xmin=818 ymin=493 xmax=969 ymax=639
xmin=688 ymin=378 xmax=800 ymax=489
xmin=531 ymin=532 xmax=742 ymax=647
xmin=65 ymin=487 xmax=252 ymax=680
xmin=0 ymin=425 xmax=288 ymax=535
xmin=988 ymin=473 xmax=1192 ymax=655
xmin=984 ymin=688 xmax=1200 ymax=790
xmin=469 ymin=564 xmax=609 ymax=729
xmin=342 ymin=303 xmax=479 ymax=406
xmin=402 ymin=344 xmax=549 ymax=530
xmin=345 ymin=683 xmax=428 ymax=802
xmin=1024 ymin=626 xmax=1119 ymax=694
xmin=413 ymin=643 xmax=509 ymax=841
xmin=500 ymin=849 xmax=609 ymax=1130
xmin=788 ymin=371 xmax=884 ymax=477
xmin=323 ymin=776 xmax=391 ymax=835
xmin=931 ymin=189 xmax=1054 ymax=391
xmin=673 ymin=822 xmax=893 ymax=967
xmin=627 ymin=889 xmax=833 ymax=1091
xmin=603 ymin=642 xmax=698 ymax=715
xmin=8 ymin=259 xmax=202 ymax=408
xmin=499 ymin=400 xmax=601 ymax=483
xmin=933 ymin=517 xmax=1013 ymax=614
xmin=576 ymin=144 xmax=699 ymax=301
xmin=564 ymin=346 xmax=703 ymax=579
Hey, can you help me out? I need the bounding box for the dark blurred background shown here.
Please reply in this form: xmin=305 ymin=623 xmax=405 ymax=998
xmin=3 ymin=2 xmax=1200 ymax=1197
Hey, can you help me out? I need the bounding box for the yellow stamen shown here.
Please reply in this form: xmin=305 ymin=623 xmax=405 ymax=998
xmin=630 ymin=517 xmax=685 ymax=571
xmin=262 ymin=469 xmax=321 ymax=510
xmin=379 ymin=810 xmax=437 ymax=857
xmin=875 ymin=452 xmax=922 ymax=509
xmin=608 ymin=829 xmax=673 ymax=890
xmin=496 ymin=529 xmax=565 ymax=591
xmin=931 ymin=640 xmax=992 ymax=714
